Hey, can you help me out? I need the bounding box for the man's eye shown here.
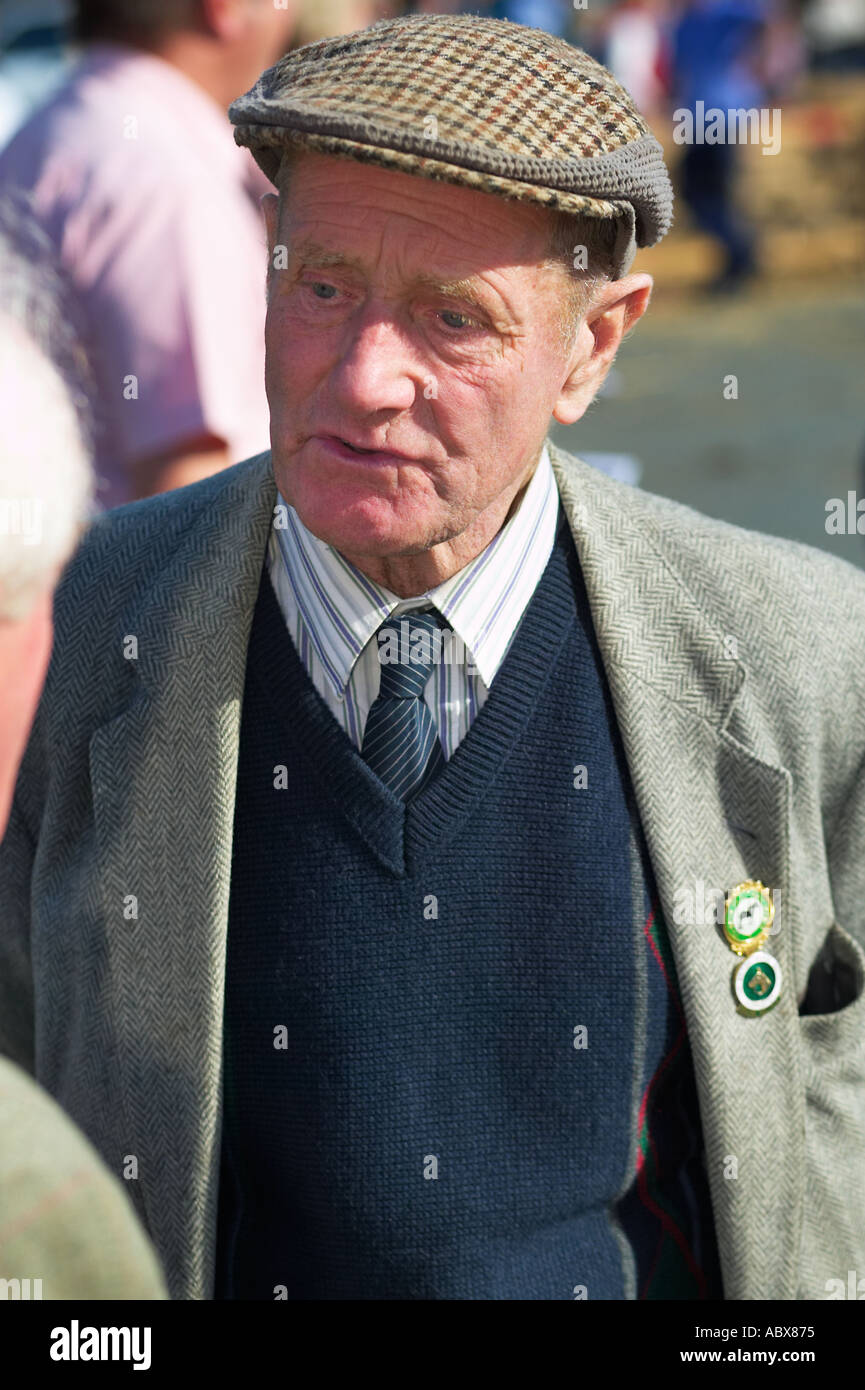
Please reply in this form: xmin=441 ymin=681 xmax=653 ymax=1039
xmin=310 ymin=282 xmax=338 ymax=300
xmin=439 ymin=309 xmax=474 ymax=330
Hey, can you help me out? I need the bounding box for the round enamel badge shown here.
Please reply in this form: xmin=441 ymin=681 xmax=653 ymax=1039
xmin=734 ymin=950 xmax=783 ymax=1013
xmin=724 ymin=880 xmax=774 ymax=956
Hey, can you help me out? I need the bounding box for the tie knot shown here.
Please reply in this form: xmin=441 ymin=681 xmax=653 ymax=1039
xmin=375 ymin=609 xmax=447 ymax=699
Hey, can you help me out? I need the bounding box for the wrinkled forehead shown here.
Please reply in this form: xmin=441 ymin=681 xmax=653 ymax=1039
xmin=274 ymin=149 xmax=559 ymax=276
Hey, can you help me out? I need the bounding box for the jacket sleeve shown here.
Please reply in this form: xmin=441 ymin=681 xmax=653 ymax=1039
xmin=0 ymin=702 xmax=45 ymax=1072
xmin=0 ymin=792 xmax=36 ymax=1073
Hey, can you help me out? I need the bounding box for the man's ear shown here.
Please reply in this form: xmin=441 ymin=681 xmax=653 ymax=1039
xmin=553 ymin=273 xmax=652 ymax=426
xmin=262 ymin=192 xmax=279 ymax=257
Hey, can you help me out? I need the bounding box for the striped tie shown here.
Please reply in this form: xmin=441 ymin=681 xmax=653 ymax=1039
xmin=361 ymin=608 xmax=448 ymax=801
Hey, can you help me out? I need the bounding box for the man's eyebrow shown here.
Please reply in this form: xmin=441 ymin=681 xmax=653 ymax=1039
xmin=288 ymin=241 xmax=495 ymax=313
xmin=289 ymin=240 xmax=365 ymax=272
xmin=410 ymin=273 xmax=493 ymax=314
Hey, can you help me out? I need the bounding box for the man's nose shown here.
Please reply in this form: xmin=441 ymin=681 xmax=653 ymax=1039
xmin=328 ymin=311 xmax=419 ymax=417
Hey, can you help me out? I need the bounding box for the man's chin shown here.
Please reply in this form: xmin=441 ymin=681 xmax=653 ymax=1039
xmin=285 ymin=488 xmax=433 ymax=560
xmin=274 ymin=456 xmax=441 ymax=558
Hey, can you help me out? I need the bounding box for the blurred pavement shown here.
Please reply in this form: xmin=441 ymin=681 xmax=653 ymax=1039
xmin=552 ymin=278 xmax=865 ymax=571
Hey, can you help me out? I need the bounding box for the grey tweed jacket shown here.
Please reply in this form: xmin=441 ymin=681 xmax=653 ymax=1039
xmin=2 ymin=441 xmax=865 ymax=1302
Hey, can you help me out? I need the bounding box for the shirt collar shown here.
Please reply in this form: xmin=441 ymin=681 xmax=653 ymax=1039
xmin=268 ymin=444 xmax=560 ymax=697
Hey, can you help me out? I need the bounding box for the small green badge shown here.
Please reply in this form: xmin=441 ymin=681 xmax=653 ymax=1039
xmin=734 ymin=950 xmax=783 ymax=1013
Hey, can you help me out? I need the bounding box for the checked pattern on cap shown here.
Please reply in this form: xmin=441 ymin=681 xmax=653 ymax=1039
xmin=229 ymin=13 xmax=674 ymax=249
xmin=262 ymin=18 xmax=645 ymax=161
xmin=361 ymin=609 xmax=449 ymax=802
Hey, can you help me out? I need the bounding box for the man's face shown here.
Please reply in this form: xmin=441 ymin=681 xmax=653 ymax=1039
xmin=263 ymin=152 xmax=582 ymax=562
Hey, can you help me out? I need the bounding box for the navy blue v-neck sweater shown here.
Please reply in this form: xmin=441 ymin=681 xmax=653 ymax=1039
xmin=214 ymin=508 xmax=722 ymax=1300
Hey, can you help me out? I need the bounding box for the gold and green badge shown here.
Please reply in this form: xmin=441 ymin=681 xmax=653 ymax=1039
xmin=723 ymin=880 xmax=774 ymax=955
xmin=724 ymin=881 xmax=782 ymax=1014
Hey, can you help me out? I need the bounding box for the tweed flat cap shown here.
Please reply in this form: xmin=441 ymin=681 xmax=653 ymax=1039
xmin=229 ymin=13 xmax=673 ymax=279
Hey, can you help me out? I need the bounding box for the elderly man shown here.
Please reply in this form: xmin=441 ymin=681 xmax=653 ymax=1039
xmin=1 ymin=14 xmax=864 ymax=1303
xmin=0 ymin=205 xmax=167 ymax=1300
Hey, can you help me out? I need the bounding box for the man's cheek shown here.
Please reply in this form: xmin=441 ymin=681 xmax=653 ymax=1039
xmin=430 ymin=365 xmax=504 ymax=436
xmin=266 ymin=344 xmax=312 ymax=408
xmin=442 ymin=353 xmax=506 ymax=395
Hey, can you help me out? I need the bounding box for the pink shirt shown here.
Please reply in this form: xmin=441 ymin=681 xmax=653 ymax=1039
xmin=0 ymin=42 xmax=272 ymax=510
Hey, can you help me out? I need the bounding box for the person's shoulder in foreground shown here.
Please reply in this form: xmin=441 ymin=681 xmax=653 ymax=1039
xmin=0 ymin=1054 xmax=167 ymax=1300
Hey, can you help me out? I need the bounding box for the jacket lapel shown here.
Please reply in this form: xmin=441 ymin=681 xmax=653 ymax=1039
xmin=88 ymin=453 xmax=277 ymax=1300
xmin=550 ymin=442 xmax=804 ymax=1300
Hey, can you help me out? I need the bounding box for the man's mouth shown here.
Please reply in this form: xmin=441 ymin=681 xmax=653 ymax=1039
xmin=317 ymin=434 xmax=415 ymax=463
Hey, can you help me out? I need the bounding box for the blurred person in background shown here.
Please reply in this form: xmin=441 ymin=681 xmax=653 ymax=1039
xmin=486 ymin=0 xmax=571 ymax=38
xmin=0 ymin=200 xmax=167 ymax=1300
xmin=804 ymin=0 xmax=865 ymax=67
xmin=671 ymin=0 xmax=770 ymax=292
xmin=603 ymin=0 xmax=671 ymax=117
xmin=0 ymin=0 xmax=297 ymax=509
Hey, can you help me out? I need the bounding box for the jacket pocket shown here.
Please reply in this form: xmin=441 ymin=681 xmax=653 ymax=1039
xmin=796 ymin=922 xmax=865 ymax=1299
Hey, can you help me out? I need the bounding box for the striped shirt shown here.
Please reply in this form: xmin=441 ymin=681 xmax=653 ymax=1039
xmin=265 ymin=445 xmax=560 ymax=760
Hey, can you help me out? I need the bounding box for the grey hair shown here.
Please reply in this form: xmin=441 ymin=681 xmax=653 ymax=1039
xmin=273 ymin=151 xmax=617 ymax=351
xmin=0 ymin=194 xmax=94 ymax=622
xmin=544 ymin=210 xmax=619 ymax=348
